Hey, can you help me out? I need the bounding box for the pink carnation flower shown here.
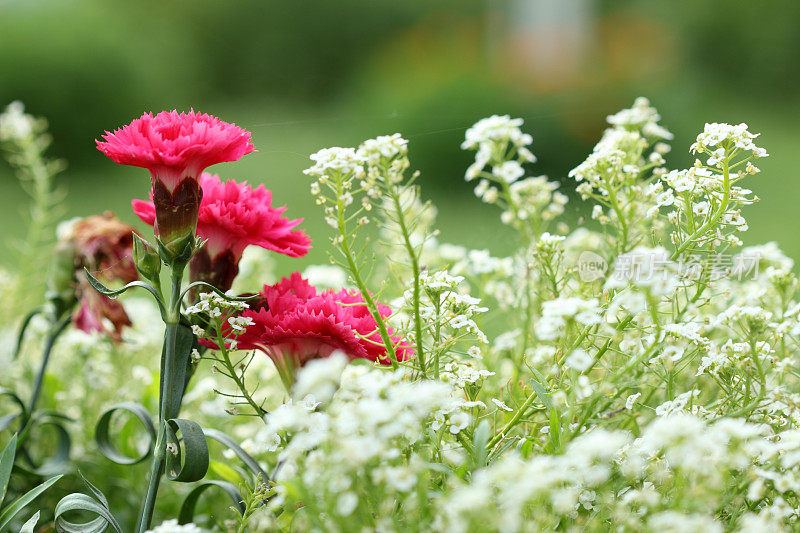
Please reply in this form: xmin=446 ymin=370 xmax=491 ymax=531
xmin=97 ymin=110 xmax=255 ymax=247
xmin=207 ymin=273 xmax=413 ymax=384
xmin=133 ymin=173 xmax=311 ymax=292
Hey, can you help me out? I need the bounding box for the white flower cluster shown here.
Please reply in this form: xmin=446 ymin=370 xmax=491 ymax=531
xmin=690 ymin=122 xmax=768 ymax=161
xmin=0 ymin=101 xmax=37 ymax=142
xmin=259 ymin=363 xmax=471 ymax=528
xmin=145 ymin=520 xmax=204 ymax=533
xmin=535 ymin=297 xmax=603 ymax=341
xmin=303 ymin=146 xmax=366 ymax=181
xmin=569 ymin=128 xmax=647 ymax=191
xmin=184 ymin=291 xmax=249 ymax=317
xmin=436 ymin=414 xmax=795 ymax=532
xmin=461 ymin=117 xmax=571 ymax=233
xmin=605 ymin=246 xmax=679 ymax=296
xmin=451 ymin=249 xmax=513 ymax=278
xmin=461 ymin=114 xmax=533 ymax=153
xmin=606 ymin=96 xmax=674 ymax=140
xmin=185 ymin=292 xmax=251 ymax=339
xmin=356 ymin=133 xmax=408 ymax=165
xmin=462 ymin=116 xmax=535 ymax=182
xmin=410 ymin=270 xmax=489 ymax=343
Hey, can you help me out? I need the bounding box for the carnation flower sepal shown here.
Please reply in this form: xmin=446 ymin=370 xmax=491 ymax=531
xmin=155 ymin=232 xmax=198 ymax=270
xmin=151 ymin=178 xmax=203 ymax=253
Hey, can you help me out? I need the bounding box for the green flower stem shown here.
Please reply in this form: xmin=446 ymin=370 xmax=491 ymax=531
xmin=334 ymin=187 xmax=398 ymax=368
xmin=671 ymin=156 xmax=731 ymax=260
xmin=386 ymin=184 xmax=425 ymax=374
xmin=487 ymin=385 xmax=541 ymax=450
xmin=136 ymin=264 xmax=186 ymax=533
xmin=27 ymin=312 xmax=70 ymax=415
xmin=213 ymin=328 xmax=267 ymax=416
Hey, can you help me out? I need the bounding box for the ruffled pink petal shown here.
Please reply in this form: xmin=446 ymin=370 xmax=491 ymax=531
xmin=97 ymin=110 xmax=256 ymax=190
xmin=133 ymin=173 xmax=311 ymax=261
xmin=207 ymin=274 xmax=414 ymax=367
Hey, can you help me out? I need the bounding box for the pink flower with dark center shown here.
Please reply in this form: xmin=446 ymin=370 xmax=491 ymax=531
xmin=205 ymin=273 xmax=413 ymax=384
xmin=133 ymin=173 xmax=311 ymax=292
xmin=97 ymin=110 xmax=255 ymax=247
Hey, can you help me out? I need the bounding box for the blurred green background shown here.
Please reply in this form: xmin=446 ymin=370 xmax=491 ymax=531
xmin=2 ymin=0 xmax=800 ymax=270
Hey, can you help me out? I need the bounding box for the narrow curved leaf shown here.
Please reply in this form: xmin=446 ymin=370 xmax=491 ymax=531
xmin=17 ymin=414 xmax=72 ymax=476
xmin=178 ymin=480 xmax=245 ymax=525
xmin=13 ymin=308 xmax=43 ymax=360
xmin=54 ymin=493 xmax=121 ymax=533
xmin=0 ymin=389 xmax=27 ymax=433
xmin=165 ymin=419 xmax=209 ymax=483
xmin=95 ymin=402 xmax=156 ymax=465
xmin=0 ymin=474 xmax=62 ymax=531
xmin=472 ymin=420 xmax=490 ymax=469
xmin=20 ymin=510 xmax=39 ymax=533
xmin=83 ymin=270 xmax=166 ymax=317
xmin=204 ymin=428 xmax=269 ymax=482
xmin=0 ymin=434 xmax=18 ymax=504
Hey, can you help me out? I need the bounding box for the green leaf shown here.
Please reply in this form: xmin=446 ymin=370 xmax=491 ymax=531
xmin=528 ymin=375 xmax=552 ymax=410
xmin=204 ymin=428 xmax=268 ymax=481
xmin=520 ymin=438 xmax=534 ymax=459
xmin=78 ymin=471 xmax=111 ymax=510
xmin=161 ymin=323 xmax=195 ymax=420
xmin=178 ymin=480 xmax=245 ymax=525
xmin=54 ymin=472 xmax=122 ymax=533
xmin=209 ymin=461 xmax=242 ymax=485
xmin=19 ymin=510 xmax=39 ymax=533
xmin=165 ymin=419 xmax=209 ymax=483
xmin=548 ymin=408 xmax=562 ymax=453
xmin=0 ymin=389 xmax=27 ymax=433
xmin=95 ymin=402 xmax=156 ymax=465
xmin=0 ymin=434 xmax=18 ymax=505
xmin=0 ymin=474 xmax=62 ymax=531
xmin=472 ymin=420 xmax=490 ymax=469
xmin=83 ymin=269 xmax=166 ymax=318
xmin=16 ymin=414 xmax=72 ymax=477
xmin=54 ymin=493 xmax=121 ymax=533
xmin=13 ymin=308 xmax=43 ymax=360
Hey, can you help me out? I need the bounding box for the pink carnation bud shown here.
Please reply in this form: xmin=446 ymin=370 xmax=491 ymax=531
xmin=97 ymin=110 xmax=255 ymax=246
xmin=133 ymin=173 xmax=311 ymax=293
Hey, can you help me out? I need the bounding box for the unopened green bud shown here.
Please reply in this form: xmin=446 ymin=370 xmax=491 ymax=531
xmin=46 ymin=240 xmax=78 ymax=305
xmin=132 ymin=233 xmax=161 ymax=281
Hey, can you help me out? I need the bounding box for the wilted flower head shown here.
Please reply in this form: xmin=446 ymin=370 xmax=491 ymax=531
xmin=207 ymin=273 xmax=413 ymax=384
xmin=133 ymin=173 xmax=310 ymax=292
xmin=97 ymin=110 xmax=255 ymax=247
xmin=53 ymin=212 xmax=138 ymax=340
